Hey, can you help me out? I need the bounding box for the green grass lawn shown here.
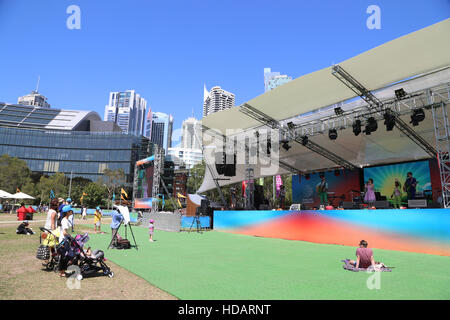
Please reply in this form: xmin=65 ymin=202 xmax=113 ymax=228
xmin=83 ymin=225 xmax=450 ymax=300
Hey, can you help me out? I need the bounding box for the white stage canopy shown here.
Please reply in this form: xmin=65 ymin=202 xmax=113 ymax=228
xmin=198 ymin=18 xmax=450 ymax=193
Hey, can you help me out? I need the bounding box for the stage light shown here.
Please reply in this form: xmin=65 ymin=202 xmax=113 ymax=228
xmin=328 ymin=129 xmax=337 ymax=140
xmin=287 ymin=121 xmax=295 ymax=130
xmin=410 ymin=108 xmax=425 ymax=126
xmin=305 ymin=173 xmax=310 ymax=180
xmin=281 ymin=141 xmax=291 ymax=151
xmin=395 ymin=88 xmax=407 ymax=100
xmin=334 ymin=107 xmax=344 ymax=115
xmin=352 ymin=120 xmax=362 ymax=136
xmin=301 ymin=136 xmax=308 ymax=146
xmin=384 ymin=112 xmax=396 ymax=131
xmin=334 ymin=169 xmax=340 ymax=176
xmin=365 ymin=117 xmax=378 ymax=135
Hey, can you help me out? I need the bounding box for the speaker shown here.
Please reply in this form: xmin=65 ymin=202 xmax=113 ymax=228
xmin=223 ymin=153 xmax=236 ymax=177
xmin=408 ymin=199 xmax=427 ymax=208
xmin=342 ymin=201 xmax=357 ymax=209
xmin=374 ymin=200 xmax=390 ymax=209
xmin=215 ymin=152 xmax=225 ymax=175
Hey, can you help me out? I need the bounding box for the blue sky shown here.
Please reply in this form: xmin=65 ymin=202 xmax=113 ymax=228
xmin=0 ymin=0 xmax=448 ymax=134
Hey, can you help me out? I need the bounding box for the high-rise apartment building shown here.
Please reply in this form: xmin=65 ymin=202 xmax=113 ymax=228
xmin=104 ymin=90 xmax=147 ymax=136
xmin=150 ymin=112 xmax=173 ymax=153
xmin=180 ymin=117 xmax=202 ymax=150
xmin=202 ymin=85 xmax=235 ymax=118
xmin=145 ymin=109 xmax=152 ymax=139
xmin=264 ymin=68 xmax=292 ymax=92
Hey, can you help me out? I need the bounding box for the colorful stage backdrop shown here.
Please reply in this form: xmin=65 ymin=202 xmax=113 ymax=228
xmin=363 ymin=160 xmax=432 ymax=203
xmin=214 ymin=210 xmax=450 ymax=257
xmin=292 ymin=159 xmax=442 ymax=207
xmin=292 ymin=169 xmax=360 ymax=208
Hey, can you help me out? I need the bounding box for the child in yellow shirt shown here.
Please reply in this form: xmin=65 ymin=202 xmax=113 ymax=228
xmin=94 ymin=207 xmax=102 ymax=233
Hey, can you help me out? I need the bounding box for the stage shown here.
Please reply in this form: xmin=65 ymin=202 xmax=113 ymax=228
xmin=213 ymin=209 xmax=450 ymax=257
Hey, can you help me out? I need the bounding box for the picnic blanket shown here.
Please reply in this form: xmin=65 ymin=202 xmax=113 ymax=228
xmin=341 ymin=259 xmax=392 ymax=272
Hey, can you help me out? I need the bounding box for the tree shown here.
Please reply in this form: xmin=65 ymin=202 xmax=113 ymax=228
xmin=83 ymin=182 xmax=108 ymax=208
xmin=69 ymin=177 xmax=92 ymax=206
xmin=38 ymin=173 xmax=68 ymax=204
xmin=98 ymin=168 xmax=126 ymax=208
xmin=187 ymin=160 xmax=206 ymax=194
xmin=0 ymin=154 xmax=32 ymax=194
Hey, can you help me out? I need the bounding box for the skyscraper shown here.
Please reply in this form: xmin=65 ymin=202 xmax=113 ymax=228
xmin=181 ymin=117 xmax=202 ymax=150
xmin=104 ymin=90 xmax=147 ymax=136
xmin=264 ymin=68 xmax=292 ymax=92
xmin=151 ymin=112 xmax=173 ymax=154
xmin=202 ymin=85 xmax=235 ymax=118
xmin=145 ymin=108 xmax=152 ymax=139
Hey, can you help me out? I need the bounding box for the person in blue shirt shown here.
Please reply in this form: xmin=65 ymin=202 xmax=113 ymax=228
xmin=57 ymin=198 xmax=66 ymax=227
xmin=109 ymin=208 xmax=124 ymax=248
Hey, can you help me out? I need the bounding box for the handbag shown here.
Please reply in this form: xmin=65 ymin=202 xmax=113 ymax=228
xmin=36 ymin=245 xmax=50 ymax=260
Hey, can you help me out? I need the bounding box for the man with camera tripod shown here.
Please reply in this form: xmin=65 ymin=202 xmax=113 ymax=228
xmin=109 ymin=208 xmax=124 ymax=249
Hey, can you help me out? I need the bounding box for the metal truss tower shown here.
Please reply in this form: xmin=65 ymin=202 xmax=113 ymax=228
xmin=151 ymin=145 xmax=164 ymax=212
xmin=431 ymin=100 xmax=450 ymax=208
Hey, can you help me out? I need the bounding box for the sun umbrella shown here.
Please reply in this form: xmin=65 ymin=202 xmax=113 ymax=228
xmin=12 ymin=192 xmax=35 ymax=200
xmin=0 ymin=190 xmax=14 ymax=199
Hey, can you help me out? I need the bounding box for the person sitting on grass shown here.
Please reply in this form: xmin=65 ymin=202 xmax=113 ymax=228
xmin=349 ymin=240 xmax=376 ymax=270
xmin=16 ymin=221 xmax=35 ymax=235
xmin=94 ymin=206 xmax=103 ymax=234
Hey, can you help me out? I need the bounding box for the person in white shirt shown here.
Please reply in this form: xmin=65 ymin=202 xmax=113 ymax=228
xmin=66 ymin=198 xmax=74 ymax=232
xmin=58 ymin=205 xmax=73 ymax=277
xmin=44 ymin=199 xmax=59 ymax=231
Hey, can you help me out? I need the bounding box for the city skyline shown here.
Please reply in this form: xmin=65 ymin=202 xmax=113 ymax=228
xmin=1 ymin=1 xmax=448 ymax=131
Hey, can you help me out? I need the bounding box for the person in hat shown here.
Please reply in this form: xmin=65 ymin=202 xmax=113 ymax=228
xmin=94 ymin=206 xmax=103 ymax=234
xmin=66 ymin=198 xmax=74 ymax=232
xmin=58 ymin=205 xmax=74 ymax=277
xmin=57 ymin=197 xmax=66 ymax=227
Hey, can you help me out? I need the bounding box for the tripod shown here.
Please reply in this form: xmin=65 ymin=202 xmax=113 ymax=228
xmin=107 ymin=219 xmax=138 ymax=250
xmin=189 ymin=215 xmax=202 ymax=233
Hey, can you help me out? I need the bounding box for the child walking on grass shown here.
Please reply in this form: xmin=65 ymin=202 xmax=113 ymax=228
xmin=94 ymin=206 xmax=102 ymax=234
xmin=149 ymin=219 xmax=155 ymax=242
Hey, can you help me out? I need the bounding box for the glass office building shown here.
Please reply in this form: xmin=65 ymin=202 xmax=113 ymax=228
xmin=0 ymin=102 xmax=153 ymax=184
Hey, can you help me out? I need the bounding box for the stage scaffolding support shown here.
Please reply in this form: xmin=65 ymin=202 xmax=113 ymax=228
xmin=151 ymin=145 xmax=164 ymax=213
xmin=331 ymin=65 xmax=437 ymax=158
xmin=239 ymin=103 xmax=357 ymax=170
xmin=430 ymin=97 xmax=450 ymax=208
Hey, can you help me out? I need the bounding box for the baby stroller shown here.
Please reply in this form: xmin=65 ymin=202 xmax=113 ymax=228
xmin=74 ymin=233 xmax=114 ymax=280
xmin=36 ymin=227 xmax=61 ymax=272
